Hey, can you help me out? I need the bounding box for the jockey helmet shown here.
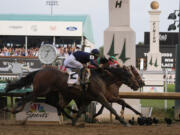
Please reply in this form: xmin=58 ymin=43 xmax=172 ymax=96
xmin=91 ymin=49 xmax=100 ymax=57
xmin=109 ymin=56 xmax=117 ymax=61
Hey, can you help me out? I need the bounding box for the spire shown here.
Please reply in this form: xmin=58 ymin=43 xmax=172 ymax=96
xmin=154 ymin=58 xmax=158 ymax=67
xmin=149 ymin=56 xmax=153 ymax=66
xmin=107 ymin=34 xmax=118 ymax=57
xmin=119 ymin=39 xmax=130 ymax=63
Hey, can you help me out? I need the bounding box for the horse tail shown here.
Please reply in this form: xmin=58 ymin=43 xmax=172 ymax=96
xmin=5 ymin=70 xmax=40 ymax=93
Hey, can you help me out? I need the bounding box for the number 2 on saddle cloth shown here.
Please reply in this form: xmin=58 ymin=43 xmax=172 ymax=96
xmin=61 ymin=65 xmax=91 ymax=91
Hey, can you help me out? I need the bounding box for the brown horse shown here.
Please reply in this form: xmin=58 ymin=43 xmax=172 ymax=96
xmin=4 ymin=66 xmax=140 ymax=125
xmin=93 ymin=57 xmax=145 ymax=119
xmin=93 ymin=65 xmax=145 ymax=119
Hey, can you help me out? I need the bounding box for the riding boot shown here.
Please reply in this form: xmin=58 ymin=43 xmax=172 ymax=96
xmin=80 ymin=67 xmax=85 ymax=85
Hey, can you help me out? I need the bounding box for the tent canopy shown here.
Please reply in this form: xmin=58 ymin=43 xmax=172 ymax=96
xmin=0 ymin=14 xmax=94 ymax=44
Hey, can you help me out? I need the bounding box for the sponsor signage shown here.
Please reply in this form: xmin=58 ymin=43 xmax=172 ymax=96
xmin=66 ymin=26 xmax=77 ymax=31
xmin=161 ymin=53 xmax=174 ymax=68
xmin=143 ymin=52 xmax=175 ymax=69
xmin=0 ymin=21 xmax=82 ymax=36
xmin=16 ymin=102 xmax=59 ymax=121
xmin=143 ymin=86 xmax=164 ymax=93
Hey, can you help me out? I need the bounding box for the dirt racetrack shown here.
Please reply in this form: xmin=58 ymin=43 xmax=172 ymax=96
xmin=0 ymin=120 xmax=180 ymax=135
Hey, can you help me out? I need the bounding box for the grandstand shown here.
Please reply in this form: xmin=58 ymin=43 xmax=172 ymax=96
xmin=0 ymin=14 xmax=95 ymax=74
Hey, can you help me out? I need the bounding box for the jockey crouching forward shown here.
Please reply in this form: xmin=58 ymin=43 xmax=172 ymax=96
xmin=64 ymin=49 xmax=100 ymax=87
xmin=108 ymin=56 xmax=122 ymax=68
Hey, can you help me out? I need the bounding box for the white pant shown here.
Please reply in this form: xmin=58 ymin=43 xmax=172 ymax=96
xmin=64 ymin=54 xmax=83 ymax=69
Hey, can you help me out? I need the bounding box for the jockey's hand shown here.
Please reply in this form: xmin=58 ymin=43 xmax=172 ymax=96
xmin=88 ymin=64 xmax=97 ymax=69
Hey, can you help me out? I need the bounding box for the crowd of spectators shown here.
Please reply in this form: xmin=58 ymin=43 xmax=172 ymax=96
xmin=58 ymin=45 xmax=80 ymax=57
xmin=0 ymin=47 xmax=39 ymax=57
xmin=0 ymin=45 xmax=81 ymax=57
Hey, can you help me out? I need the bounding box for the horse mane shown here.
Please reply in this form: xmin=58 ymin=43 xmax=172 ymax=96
xmin=43 ymin=66 xmax=68 ymax=75
xmin=105 ymin=67 xmax=130 ymax=78
xmin=89 ymin=67 xmax=119 ymax=86
xmin=99 ymin=56 xmax=109 ymax=64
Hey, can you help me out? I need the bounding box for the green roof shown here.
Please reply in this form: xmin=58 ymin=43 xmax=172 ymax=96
xmin=0 ymin=14 xmax=94 ymax=43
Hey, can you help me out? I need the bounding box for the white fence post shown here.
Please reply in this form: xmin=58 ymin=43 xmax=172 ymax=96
xmin=164 ymin=69 xmax=168 ymax=111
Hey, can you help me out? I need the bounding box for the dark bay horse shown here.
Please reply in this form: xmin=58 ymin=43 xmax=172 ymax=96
xmin=93 ymin=65 xmax=145 ymax=119
xmin=93 ymin=57 xmax=145 ymax=118
xmin=4 ymin=66 xmax=140 ymax=125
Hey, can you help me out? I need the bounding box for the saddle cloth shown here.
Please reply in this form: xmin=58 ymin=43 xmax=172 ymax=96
xmin=59 ymin=65 xmax=80 ymax=86
xmin=67 ymin=71 xmax=80 ymax=86
xmin=59 ymin=66 xmax=90 ymax=87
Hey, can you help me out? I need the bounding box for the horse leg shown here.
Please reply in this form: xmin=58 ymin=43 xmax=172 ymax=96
xmin=110 ymin=96 xmax=142 ymax=117
xmin=72 ymin=104 xmax=87 ymax=126
xmin=57 ymin=92 xmax=74 ymax=121
xmin=92 ymin=105 xmax=104 ymax=119
xmin=3 ymin=92 xmax=36 ymax=114
xmin=118 ymin=98 xmax=142 ymax=116
xmin=56 ymin=109 xmax=63 ymax=125
xmin=97 ymin=94 xmax=127 ymax=126
xmin=120 ymin=104 xmax=125 ymax=119
xmin=71 ymin=98 xmax=90 ymax=126
xmin=45 ymin=98 xmax=72 ymax=124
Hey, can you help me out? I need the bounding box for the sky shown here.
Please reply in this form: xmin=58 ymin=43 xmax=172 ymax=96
xmin=0 ymin=0 xmax=179 ymax=49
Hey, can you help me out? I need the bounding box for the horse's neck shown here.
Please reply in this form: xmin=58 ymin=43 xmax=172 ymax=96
xmin=90 ymin=69 xmax=121 ymax=86
xmin=101 ymin=73 xmax=120 ymax=86
xmin=114 ymin=81 xmax=123 ymax=87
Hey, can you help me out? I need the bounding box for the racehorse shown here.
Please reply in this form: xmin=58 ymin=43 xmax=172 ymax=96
xmin=91 ymin=57 xmax=145 ymax=119
xmin=93 ymin=65 xmax=145 ymax=119
xmin=4 ymin=65 xmax=141 ymax=125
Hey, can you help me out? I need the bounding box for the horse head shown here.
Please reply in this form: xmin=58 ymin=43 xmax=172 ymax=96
xmin=106 ymin=66 xmax=140 ymax=91
xmin=121 ymin=66 xmax=140 ymax=91
xmin=129 ymin=65 xmax=145 ymax=87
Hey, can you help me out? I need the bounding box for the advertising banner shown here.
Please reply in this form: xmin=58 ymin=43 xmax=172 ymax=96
xmin=143 ymin=86 xmax=164 ymax=93
xmin=16 ymin=102 xmax=59 ymax=121
xmin=0 ymin=21 xmax=82 ymax=36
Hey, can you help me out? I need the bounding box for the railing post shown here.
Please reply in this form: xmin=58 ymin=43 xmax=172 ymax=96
xmin=164 ymin=69 xmax=168 ymax=111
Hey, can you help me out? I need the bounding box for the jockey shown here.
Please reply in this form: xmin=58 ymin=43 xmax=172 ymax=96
xmin=64 ymin=48 xmax=100 ymax=69
xmin=64 ymin=49 xmax=100 ymax=87
xmin=88 ymin=49 xmax=100 ymax=69
xmin=108 ymin=56 xmax=122 ymax=68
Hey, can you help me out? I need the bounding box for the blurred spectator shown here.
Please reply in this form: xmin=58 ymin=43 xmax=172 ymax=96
xmin=0 ymin=44 xmax=81 ymax=58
